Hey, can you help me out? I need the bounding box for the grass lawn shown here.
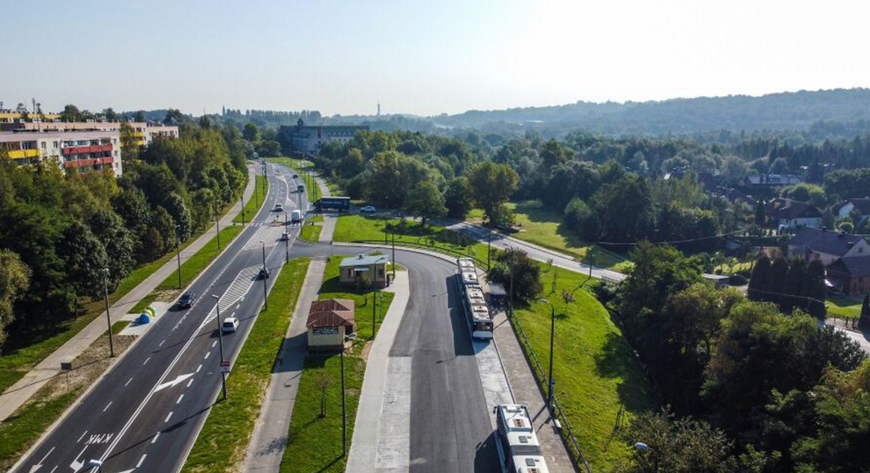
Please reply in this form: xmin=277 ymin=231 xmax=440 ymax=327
xmin=234 ymin=175 xmax=268 ymax=224
xmin=513 ymin=265 xmax=656 ymax=471
xmin=826 ymin=294 xmax=864 ymax=320
xmin=300 ymin=223 xmax=322 ymax=243
xmin=318 ymin=257 xmax=395 ymax=342
xmin=469 ymin=201 xmax=629 ymax=270
xmin=279 ymin=353 xmax=364 ymax=473
xmin=333 ymin=214 xmax=491 ymax=264
xmin=182 ymin=258 xmax=311 ymax=473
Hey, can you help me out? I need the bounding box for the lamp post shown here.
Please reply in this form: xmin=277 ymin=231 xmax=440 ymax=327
xmin=487 ymin=222 xmax=492 ymax=271
xmin=634 ymin=442 xmax=659 ymax=473
xmin=212 ymin=294 xmax=228 ymax=400
xmin=391 ymin=232 xmax=396 ymax=279
xmin=103 ymin=268 xmax=115 ymax=357
xmin=372 ymin=285 xmax=378 ymax=338
xmin=540 ymin=298 xmax=556 ymax=408
xmin=340 ymin=334 xmax=353 ymax=457
xmin=284 ymin=212 xmax=290 ymax=263
xmin=240 ymin=191 xmax=246 ymax=226
xmin=214 ymin=202 xmax=221 ymax=250
xmin=260 ymin=240 xmax=268 ymax=310
xmin=175 ymin=225 xmax=183 ymax=290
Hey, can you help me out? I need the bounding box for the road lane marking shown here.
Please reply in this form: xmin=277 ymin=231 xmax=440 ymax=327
xmin=77 ymin=430 xmax=88 ymax=443
xmin=50 ymin=466 xmax=57 ymax=473
xmin=176 ymin=394 xmax=184 ymax=404
xmin=143 ymin=356 xmax=151 ymax=365
xmin=103 ymin=401 xmax=112 ymax=412
xmin=125 ymin=377 xmax=133 ymax=387
xmin=165 ymin=412 xmax=173 ymax=423
xmin=212 ymin=341 xmax=217 ymax=348
xmin=151 ymin=431 xmax=161 ymax=444
xmin=137 ymin=454 xmax=147 ymax=468
xmin=196 ymin=364 xmax=202 ymax=373
xmin=155 ymin=373 xmax=194 ymax=392
xmin=187 ymin=378 xmax=194 ymax=388
xmin=30 ymin=445 xmax=56 ymax=471
xmin=204 ymin=351 xmax=210 ymax=360
xmin=159 ymin=339 xmax=165 ymax=347
xmin=69 ymin=445 xmax=88 ymax=472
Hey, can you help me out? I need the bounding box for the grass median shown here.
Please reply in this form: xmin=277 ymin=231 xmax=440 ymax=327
xmin=234 ymin=175 xmax=268 ymax=224
xmin=512 ymin=265 xmax=655 ymax=471
xmin=182 ymin=257 xmax=311 ymax=473
xmin=299 ymin=223 xmax=322 ymax=243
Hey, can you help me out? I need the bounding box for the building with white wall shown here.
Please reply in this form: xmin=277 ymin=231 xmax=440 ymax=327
xmin=0 ymin=130 xmax=123 ymax=175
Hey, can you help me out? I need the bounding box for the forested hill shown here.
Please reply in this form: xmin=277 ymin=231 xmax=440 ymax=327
xmin=431 ymin=88 xmax=870 ymax=136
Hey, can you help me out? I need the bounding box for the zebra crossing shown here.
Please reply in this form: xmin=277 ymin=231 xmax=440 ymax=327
xmin=201 ymin=266 xmax=260 ymax=327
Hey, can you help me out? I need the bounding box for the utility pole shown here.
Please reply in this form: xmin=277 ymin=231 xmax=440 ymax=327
xmin=540 ymin=298 xmax=556 ymax=408
xmin=487 ymin=223 xmax=492 ymax=271
xmin=262 ymin=162 xmax=266 ymax=201
xmin=240 ymin=191 xmax=246 ymax=226
xmin=214 ymin=203 xmax=221 ymax=250
xmin=103 ymin=268 xmax=115 ymax=357
xmin=509 ymin=250 xmax=514 ymax=319
xmin=284 ymin=212 xmax=289 ymax=263
xmin=341 ymin=338 xmax=347 ymax=457
xmin=372 ymin=285 xmax=377 ymax=338
xmin=175 ymin=226 xmax=183 ymax=290
xmin=212 ymin=295 xmax=228 ymax=400
xmin=260 ymin=241 xmax=268 ymax=310
xmin=391 ymin=232 xmax=396 ymax=279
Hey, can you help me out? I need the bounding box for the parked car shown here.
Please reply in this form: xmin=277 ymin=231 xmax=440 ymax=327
xmin=258 ymin=267 xmax=271 ymax=279
xmin=178 ymin=292 xmax=197 ymax=309
xmin=274 ymin=203 xmax=284 ymax=212
xmin=221 ymin=317 xmax=239 ymax=333
xmin=360 ymin=206 xmax=376 ymax=213
xmin=281 ymin=232 xmax=290 ymax=241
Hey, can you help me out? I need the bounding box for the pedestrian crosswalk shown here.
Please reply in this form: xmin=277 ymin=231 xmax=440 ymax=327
xmin=202 ymin=266 xmax=259 ymax=326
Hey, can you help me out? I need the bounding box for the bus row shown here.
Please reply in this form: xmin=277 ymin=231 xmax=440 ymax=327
xmin=495 ymin=403 xmax=551 ymax=473
xmin=456 ymin=257 xmax=494 ymax=339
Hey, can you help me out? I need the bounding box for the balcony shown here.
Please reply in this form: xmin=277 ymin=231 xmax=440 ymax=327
xmin=64 ymin=156 xmax=114 ymax=168
xmin=7 ymin=149 xmax=40 ymax=159
xmin=62 ymin=144 xmax=113 ymax=155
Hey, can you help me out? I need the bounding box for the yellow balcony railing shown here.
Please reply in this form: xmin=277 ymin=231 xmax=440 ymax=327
xmin=7 ymin=149 xmax=39 ymax=159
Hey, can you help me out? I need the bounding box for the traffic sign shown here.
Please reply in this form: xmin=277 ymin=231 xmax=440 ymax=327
xmin=221 ymin=366 xmax=231 ymax=373
xmin=220 ymin=360 xmax=230 ymax=367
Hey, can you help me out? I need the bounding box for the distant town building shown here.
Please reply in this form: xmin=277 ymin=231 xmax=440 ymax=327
xmin=826 ymin=255 xmax=870 ymax=295
xmin=744 ymin=174 xmax=803 ymax=188
xmin=278 ymin=119 xmax=368 ymax=155
xmin=306 ymin=299 xmax=355 ymax=352
xmin=787 ymin=227 xmax=869 ymax=265
xmin=764 ymin=198 xmax=822 ymax=229
xmin=0 ymin=130 xmax=123 ymax=175
xmin=835 ymin=198 xmax=870 ymax=222
xmin=1 ymin=121 xmax=178 ymax=147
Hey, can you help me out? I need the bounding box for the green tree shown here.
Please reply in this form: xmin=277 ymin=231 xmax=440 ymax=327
xmin=444 ymin=177 xmax=472 ymax=219
xmin=748 ymin=255 xmax=770 ymax=300
xmin=164 ymin=108 xmax=184 ymax=124
xmin=754 ymin=200 xmax=766 ymax=226
xmin=243 ymin=122 xmax=261 ymax=142
xmin=60 ymin=221 xmax=109 ymax=300
xmin=89 ymin=208 xmax=134 ymax=291
xmin=859 ymin=293 xmax=870 ymax=330
xmin=539 ymin=139 xmax=570 ymax=169
xmin=590 ymin=175 xmax=655 ymax=242
xmin=60 ymin=104 xmax=82 ymax=122
xmin=487 ymin=248 xmax=542 ymax=303
xmin=0 ymin=250 xmax=31 ymax=350
xmin=466 ymin=161 xmax=519 ymax=227
xmin=406 ymin=181 xmax=446 ymax=226
xmin=805 ymin=259 xmax=827 ymax=318
xmin=563 ymin=197 xmax=599 ymax=241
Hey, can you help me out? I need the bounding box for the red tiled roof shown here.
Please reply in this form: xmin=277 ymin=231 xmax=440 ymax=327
xmin=306 ymin=299 xmax=355 ymax=328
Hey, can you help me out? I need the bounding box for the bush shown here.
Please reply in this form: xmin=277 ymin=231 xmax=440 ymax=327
xmin=563 ymin=197 xmax=599 ymax=241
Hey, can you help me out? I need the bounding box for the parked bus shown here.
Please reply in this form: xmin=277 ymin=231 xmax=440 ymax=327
xmin=494 ymin=404 xmax=550 ymax=473
xmin=456 ymin=258 xmax=494 ymax=339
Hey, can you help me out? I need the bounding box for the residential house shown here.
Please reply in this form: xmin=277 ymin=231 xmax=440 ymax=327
xmin=339 ymin=253 xmax=390 ymax=287
xmin=765 ymin=198 xmax=822 ymax=229
xmin=306 ymin=299 xmax=355 ymax=352
xmin=722 ymin=188 xmax=755 ymax=206
xmin=787 ymin=227 xmax=870 ymax=265
xmin=835 ymin=198 xmax=870 ymax=222
xmin=825 ymin=256 xmax=870 ymax=295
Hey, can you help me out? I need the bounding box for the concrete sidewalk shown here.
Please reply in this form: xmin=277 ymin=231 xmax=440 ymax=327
xmin=0 ymin=165 xmax=258 ymax=422
xmin=346 ymin=270 xmax=411 ymax=473
xmin=243 ymin=258 xmax=327 ymax=472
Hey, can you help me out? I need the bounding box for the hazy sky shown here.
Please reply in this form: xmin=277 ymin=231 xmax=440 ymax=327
xmin=3 ymin=0 xmax=869 ymax=116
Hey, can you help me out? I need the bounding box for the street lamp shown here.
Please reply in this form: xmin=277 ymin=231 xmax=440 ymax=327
xmin=340 ymin=334 xmax=354 ymax=457
xmin=634 ymin=442 xmax=659 ymax=473
xmin=212 ymin=294 xmax=228 ymax=400
xmin=175 ymin=225 xmax=183 ymax=290
xmin=540 ymin=298 xmax=556 ymax=408
xmin=214 ymin=202 xmax=221 ymax=250
xmin=102 ymin=268 xmax=115 ymax=357
xmin=240 ymin=190 xmax=246 ymax=226
xmin=284 ymin=211 xmax=289 ymax=263
xmin=260 ymin=240 xmax=268 ymax=310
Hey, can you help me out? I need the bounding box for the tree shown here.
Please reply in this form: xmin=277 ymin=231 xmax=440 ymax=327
xmin=102 ymin=108 xmax=119 ymax=121
xmin=589 ymin=175 xmax=655 ymax=243
xmin=60 ymin=104 xmax=81 ymax=122
xmin=163 ymin=108 xmax=184 ymax=124
xmin=406 ymin=181 xmax=446 ymax=226
xmin=243 ymin=122 xmax=261 ymax=143
xmin=0 ymin=250 xmax=30 ymax=350
xmin=60 ymin=221 xmax=109 ymax=300
xmin=860 ymin=293 xmax=870 ymax=330
xmin=754 ymin=200 xmax=766 ymax=226
xmin=444 ymin=177 xmax=472 ymax=219
xmin=316 ymin=371 xmax=331 ymax=418
xmin=89 ymin=209 xmax=134 ymax=291
xmin=466 ymin=162 xmax=519 ymax=227
xmin=748 ymin=255 xmax=770 ymax=300
xmin=563 ymin=197 xmax=599 ymax=241
xmin=539 ymin=139 xmax=570 ymax=169
xmin=133 ymin=111 xmax=146 ymax=122
xmin=805 ymin=259 xmax=827 ymax=318
xmin=488 ymin=248 xmax=542 ymax=304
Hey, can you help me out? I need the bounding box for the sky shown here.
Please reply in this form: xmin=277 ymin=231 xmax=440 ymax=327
xmin=2 ymin=0 xmax=870 ymax=117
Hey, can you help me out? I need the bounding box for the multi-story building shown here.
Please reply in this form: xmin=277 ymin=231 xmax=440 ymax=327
xmin=278 ymin=119 xmax=368 ymax=155
xmin=0 ymin=130 xmax=123 ymax=175
xmin=1 ymin=121 xmax=179 ymax=147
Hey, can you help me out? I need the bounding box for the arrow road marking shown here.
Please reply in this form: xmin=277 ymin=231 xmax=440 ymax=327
xmin=28 ymin=446 xmax=55 ymax=472
xmin=69 ymin=445 xmax=87 ymax=472
xmin=154 ymin=373 xmax=194 ymax=392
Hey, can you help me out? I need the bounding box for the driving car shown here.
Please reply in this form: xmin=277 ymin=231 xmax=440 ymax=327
xmin=221 ymin=317 xmax=239 ymax=333
xmin=360 ymin=206 xmax=376 ymax=213
xmin=258 ymin=267 xmax=271 ymax=279
xmin=274 ymin=203 xmax=284 ymax=212
xmin=292 ymin=173 xmax=298 ymax=178
xmin=178 ymin=291 xmax=197 ymax=309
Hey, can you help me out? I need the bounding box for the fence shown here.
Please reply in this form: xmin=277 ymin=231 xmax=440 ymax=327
xmin=352 ymin=239 xmax=488 ymax=268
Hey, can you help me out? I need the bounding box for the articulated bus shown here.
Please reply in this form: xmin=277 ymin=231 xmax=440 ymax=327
xmin=456 ymin=258 xmax=494 ymax=339
xmin=494 ymin=404 xmax=551 ymax=473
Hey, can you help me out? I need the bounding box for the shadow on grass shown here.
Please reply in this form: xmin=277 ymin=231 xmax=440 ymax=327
xmin=592 ymin=331 xmax=655 ymax=413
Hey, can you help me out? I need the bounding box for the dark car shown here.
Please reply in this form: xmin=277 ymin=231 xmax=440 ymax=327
xmin=178 ymin=291 xmax=197 ymax=309
xmin=292 ymin=173 xmax=298 ymax=178
xmin=258 ymin=268 xmax=271 ymax=279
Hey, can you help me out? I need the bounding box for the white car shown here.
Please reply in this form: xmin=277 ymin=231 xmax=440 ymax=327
xmin=360 ymin=206 xmax=376 ymax=213
xmin=221 ymin=317 xmax=239 ymax=333
xmin=274 ymin=203 xmax=284 ymax=212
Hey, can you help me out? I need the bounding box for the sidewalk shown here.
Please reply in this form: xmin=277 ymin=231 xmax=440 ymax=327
xmin=0 ymin=165 xmax=258 ymax=422
xmin=346 ymin=270 xmax=411 ymax=473
xmin=311 ymin=172 xmax=338 ymax=243
xmin=244 ymin=258 xmax=327 ymax=472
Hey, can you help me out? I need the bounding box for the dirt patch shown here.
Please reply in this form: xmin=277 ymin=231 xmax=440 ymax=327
xmin=42 ymin=332 xmax=135 ymax=405
xmin=155 ymin=289 xmax=181 ymax=302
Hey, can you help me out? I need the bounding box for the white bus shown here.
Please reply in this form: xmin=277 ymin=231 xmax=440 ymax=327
xmin=456 ymin=258 xmax=494 ymax=339
xmin=494 ymin=404 xmax=550 ymax=473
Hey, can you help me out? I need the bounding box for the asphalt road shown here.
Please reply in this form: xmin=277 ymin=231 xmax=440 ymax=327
xmin=14 ymin=162 xmax=307 ymax=473
xmin=291 ymin=242 xmax=501 ymax=473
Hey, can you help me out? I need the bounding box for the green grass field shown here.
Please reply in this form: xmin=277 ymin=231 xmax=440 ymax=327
xmin=318 ymin=257 xmax=394 ymax=342
xmin=513 ymin=266 xmax=656 ymax=470
xmin=299 ymin=223 xmax=322 ymax=243
xmin=182 ymin=258 xmax=311 ymax=473
xmin=334 ymin=214 xmax=491 ymax=264
xmin=469 ymin=200 xmax=629 ymax=269
xmin=826 ymin=294 xmax=864 ymax=320
xmin=234 ymin=175 xmax=268 ymax=224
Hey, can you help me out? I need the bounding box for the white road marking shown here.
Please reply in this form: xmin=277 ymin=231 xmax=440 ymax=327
xmin=196 ymin=364 xmax=202 ymax=373
xmin=125 ymin=377 xmax=133 ymax=387
xmin=49 ymin=466 xmax=57 ymax=473
xmin=30 ymin=445 xmax=56 ymax=471
xmin=143 ymin=356 xmax=151 ymax=365
xmin=77 ymin=430 xmax=88 ymax=443
xmin=159 ymin=339 xmax=165 ymax=347
xmin=103 ymin=401 xmax=112 ymax=412
xmin=204 ymin=351 xmax=210 ymax=360
xmin=151 ymin=431 xmax=161 ymax=444
xmin=69 ymin=445 xmax=88 ymax=472
xmin=164 ymin=411 xmax=173 ymax=423
xmin=137 ymin=454 xmax=147 ymax=468
xmin=211 ymin=341 xmax=217 ymax=348
xmin=155 ymin=373 xmax=194 ymax=392
xmin=187 ymin=378 xmax=194 ymax=388
xmin=176 ymin=394 xmax=184 ymax=404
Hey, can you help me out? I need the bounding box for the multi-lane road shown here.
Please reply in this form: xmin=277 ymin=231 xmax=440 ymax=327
xmin=16 ymin=160 xmax=502 ymax=473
